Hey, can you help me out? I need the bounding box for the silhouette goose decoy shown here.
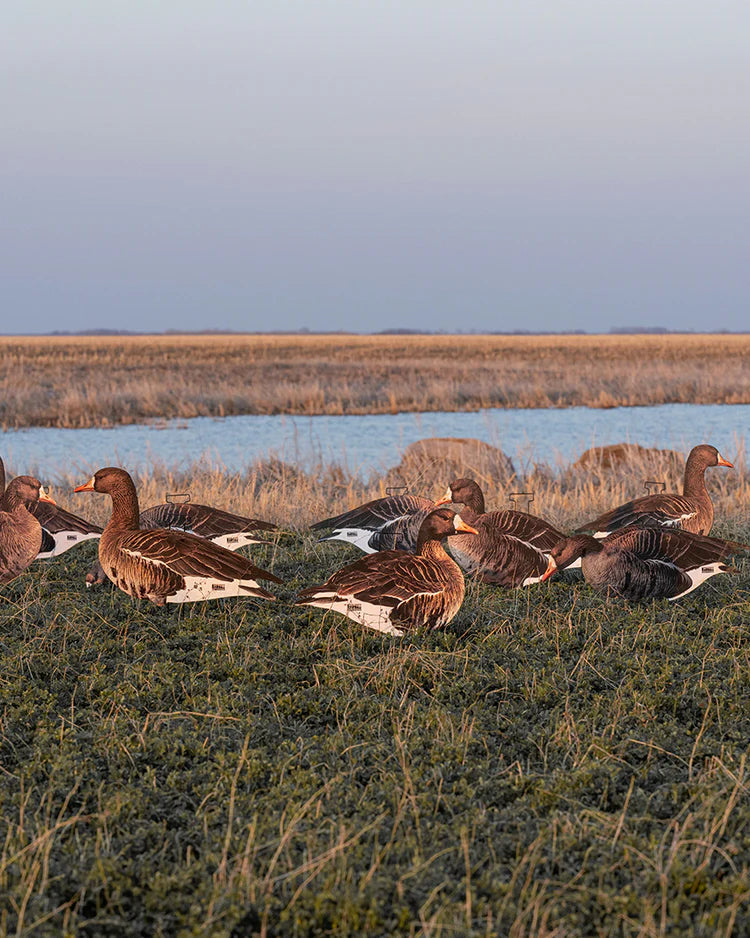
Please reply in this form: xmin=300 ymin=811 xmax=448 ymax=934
xmin=140 ymin=499 xmax=276 ymax=548
xmin=32 ymin=499 xmax=103 ymax=558
xmin=74 ymin=467 xmax=282 ymax=605
xmin=434 ymin=477 xmax=569 ymax=585
xmin=296 ymin=507 xmax=478 ymax=635
xmin=576 ymin=444 xmax=733 ymax=537
xmin=0 ymin=456 xmax=102 ymax=559
xmin=541 ymin=528 xmax=746 ymax=601
xmin=310 ymin=493 xmax=435 ymax=553
xmin=0 ymin=476 xmax=56 ymax=585
xmin=85 ymin=499 xmax=276 ymax=587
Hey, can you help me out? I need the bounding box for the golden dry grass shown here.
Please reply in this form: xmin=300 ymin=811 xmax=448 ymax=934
xmin=1 ymin=333 xmax=748 ymax=428
xmin=49 ymin=440 xmax=749 ymax=541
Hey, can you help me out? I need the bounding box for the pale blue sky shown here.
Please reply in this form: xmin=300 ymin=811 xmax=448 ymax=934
xmin=2 ymin=2 xmax=749 ymax=332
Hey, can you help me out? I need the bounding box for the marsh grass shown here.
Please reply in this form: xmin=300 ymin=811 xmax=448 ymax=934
xmin=0 ymin=448 xmax=748 ymax=935
xmin=2 ymin=333 xmax=749 ymax=428
xmin=39 ymin=437 xmax=750 ymax=539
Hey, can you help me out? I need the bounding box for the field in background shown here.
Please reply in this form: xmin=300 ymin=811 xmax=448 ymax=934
xmin=1 ymin=333 xmax=749 ymax=428
xmin=0 ymin=453 xmax=748 ymax=936
xmin=3 ymin=346 xmax=750 ymax=935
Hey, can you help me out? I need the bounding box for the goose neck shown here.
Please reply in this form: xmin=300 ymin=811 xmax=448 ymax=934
xmin=108 ymin=481 xmax=141 ymax=529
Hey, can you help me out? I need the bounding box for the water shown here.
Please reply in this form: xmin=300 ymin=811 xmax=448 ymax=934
xmin=2 ymin=403 xmax=747 ymax=481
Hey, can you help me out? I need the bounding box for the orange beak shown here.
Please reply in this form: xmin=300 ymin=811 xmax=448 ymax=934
xmin=434 ymin=487 xmax=453 ymax=507
xmin=540 ymin=557 xmax=557 ymax=582
xmin=717 ymin=454 xmax=734 ymax=468
xmin=74 ymin=477 xmax=96 ymax=493
xmin=454 ymin=514 xmax=479 ymax=535
xmin=38 ymin=486 xmax=56 ymax=505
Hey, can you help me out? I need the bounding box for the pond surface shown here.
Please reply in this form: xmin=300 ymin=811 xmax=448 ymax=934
xmin=2 ymin=403 xmax=748 ymax=481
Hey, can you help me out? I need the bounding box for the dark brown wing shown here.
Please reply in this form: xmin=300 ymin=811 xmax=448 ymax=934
xmin=369 ymin=507 xmax=434 ymax=552
xmin=310 ymin=495 xmax=434 ymax=532
xmin=0 ymin=457 xmax=5 ymax=497
xmin=576 ymin=494 xmax=701 ymax=534
xmin=140 ymin=502 xmax=276 ymax=537
xmin=604 ymin=527 xmax=746 ymax=569
xmin=115 ymin=529 xmax=283 ymax=584
xmin=449 ymin=528 xmax=548 ymax=586
xmin=297 ymin=550 xmax=453 ymax=607
xmin=482 ymin=510 xmax=564 ymax=551
xmin=31 ymin=501 xmax=103 ymax=535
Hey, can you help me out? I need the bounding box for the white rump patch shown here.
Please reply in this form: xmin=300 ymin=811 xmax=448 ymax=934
xmin=37 ymin=531 xmax=101 ymax=559
xmin=304 ymin=596 xmax=404 ymax=635
xmin=212 ymin=532 xmax=266 ymax=550
xmin=668 ymin=563 xmax=728 ymax=601
xmin=166 ymin=575 xmax=263 ymax=603
xmin=321 ymin=529 xmax=377 ymax=554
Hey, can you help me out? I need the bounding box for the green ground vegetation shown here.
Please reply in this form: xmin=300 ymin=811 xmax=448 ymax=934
xmin=0 ymin=532 xmax=748 ymax=937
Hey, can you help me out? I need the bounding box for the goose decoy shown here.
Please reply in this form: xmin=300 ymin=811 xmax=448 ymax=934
xmin=0 ymin=457 xmax=101 ymax=559
xmin=74 ymin=467 xmax=282 ymax=605
xmin=85 ymin=500 xmax=276 ymax=587
xmin=310 ymin=493 xmax=435 ymax=553
xmin=434 ymin=477 xmax=569 ymax=585
xmin=138 ymin=500 xmax=276 ymax=549
xmin=0 ymin=476 xmax=56 ymax=584
xmin=576 ymin=444 xmax=733 ymax=537
xmin=32 ymin=500 xmax=103 ymax=558
xmin=296 ymin=507 xmax=478 ymax=635
xmin=541 ymin=527 xmax=746 ymax=601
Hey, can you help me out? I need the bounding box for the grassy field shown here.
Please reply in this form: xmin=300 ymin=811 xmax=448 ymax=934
xmin=1 ymin=333 xmax=749 ymax=428
xmin=1 ymin=454 xmax=749 ymax=936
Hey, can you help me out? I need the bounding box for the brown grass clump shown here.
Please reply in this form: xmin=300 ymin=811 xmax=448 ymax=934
xmin=49 ymin=441 xmax=749 ymax=540
xmin=1 ymin=333 xmax=748 ymax=428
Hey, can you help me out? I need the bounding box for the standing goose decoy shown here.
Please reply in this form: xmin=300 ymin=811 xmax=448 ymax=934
xmin=0 ymin=476 xmax=56 ymax=585
xmin=85 ymin=500 xmax=276 ymax=588
xmin=0 ymin=457 xmax=101 ymax=559
xmin=434 ymin=477 xmax=572 ymax=585
xmin=541 ymin=528 xmax=746 ymax=601
xmin=296 ymin=507 xmax=478 ymax=635
xmin=310 ymin=493 xmax=435 ymax=553
xmin=74 ymin=467 xmax=282 ymax=605
xmin=576 ymin=444 xmax=733 ymax=537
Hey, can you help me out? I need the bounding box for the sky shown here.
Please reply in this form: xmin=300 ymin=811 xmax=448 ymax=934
xmin=2 ymin=1 xmax=750 ymax=334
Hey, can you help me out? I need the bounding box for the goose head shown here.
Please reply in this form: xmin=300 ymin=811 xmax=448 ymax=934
xmin=687 ymin=444 xmax=733 ymax=471
xmin=541 ymin=534 xmax=603 ymax=581
xmin=74 ymin=466 xmax=135 ymax=495
xmin=416 ymin=507 xmax=479 ymax=548
xmin=2 ymin=476 xmax=55 ymax=511
xmin=435 ymin=478 xmax=485 ymax=514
